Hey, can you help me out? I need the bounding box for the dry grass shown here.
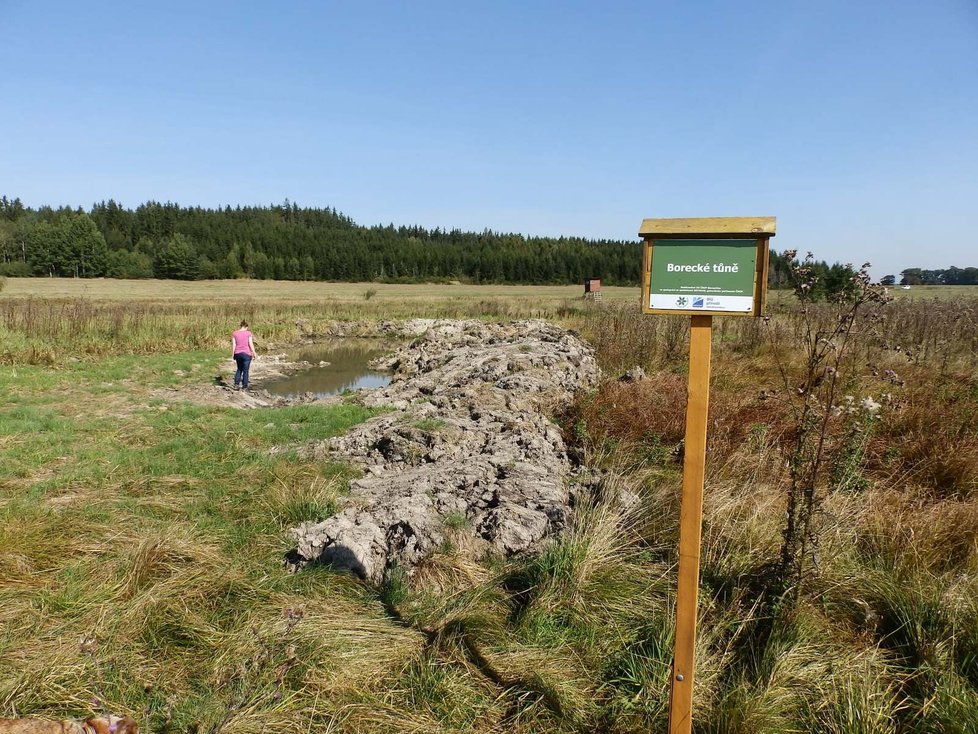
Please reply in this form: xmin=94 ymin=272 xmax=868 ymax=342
xmin=0 ymin=277 xmax=642 ymax=303
xmin=563 ymin=293 xmax=978 ymax=730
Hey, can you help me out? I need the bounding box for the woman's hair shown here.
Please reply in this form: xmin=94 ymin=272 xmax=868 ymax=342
xmin=239 ymin=320 xmax=249 ymax=328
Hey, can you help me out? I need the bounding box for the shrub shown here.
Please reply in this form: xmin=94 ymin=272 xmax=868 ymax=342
xmin=0 ymin=261 xmax=31 ymax=277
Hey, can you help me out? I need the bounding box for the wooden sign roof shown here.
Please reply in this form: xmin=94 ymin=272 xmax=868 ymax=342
xmin=639 ymin=217 xmax=776 ymax=238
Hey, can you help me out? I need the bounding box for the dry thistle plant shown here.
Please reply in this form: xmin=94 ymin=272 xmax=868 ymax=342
xmin=768 ymin=252 xmax=892 ymax=600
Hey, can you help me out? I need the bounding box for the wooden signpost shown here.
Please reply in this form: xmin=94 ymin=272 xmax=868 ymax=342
xmin=639 ymin=217 xmax=775 ymax=734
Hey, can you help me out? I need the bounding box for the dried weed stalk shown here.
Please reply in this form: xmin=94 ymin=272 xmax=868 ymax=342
xmin=770 ymin=253 xmax=890 ymax=598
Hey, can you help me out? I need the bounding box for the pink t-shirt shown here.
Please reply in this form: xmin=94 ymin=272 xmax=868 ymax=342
xmin=232 ymin=329 xmax=254 ymax=356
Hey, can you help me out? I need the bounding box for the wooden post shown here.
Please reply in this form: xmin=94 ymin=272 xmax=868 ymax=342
xmin=668 ymin=314 xmax=713 ymax=734
xmin=638 ymin=216 xmax=775 ymax=729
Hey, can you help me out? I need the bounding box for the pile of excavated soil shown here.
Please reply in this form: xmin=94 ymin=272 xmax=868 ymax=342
xmin=287 ymin=319 xmax=600 ymax=583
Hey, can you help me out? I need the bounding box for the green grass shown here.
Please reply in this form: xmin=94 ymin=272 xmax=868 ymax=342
xmin=0 ymin=355 xmax=414 ymax=731
xmin=413 ymin=417 xmax=449 ymax=432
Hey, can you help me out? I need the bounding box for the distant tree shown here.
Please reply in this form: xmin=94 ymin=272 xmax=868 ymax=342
xmin=26 ymin=220 xmax=70 ymax=276
xmin=940 ymin=266 xmax=978 ymax=285
xmin=0 ymin=215 xmax=32 ymax=276
xmin=91 ymin=198 xmax=133 ymax=250
xmin=134 ymin=235 xmax=161 ymax=258
xmin=241 ymin=243 xmax=256 ymax=275
xmin=301 ymin=255 xmax=315 ymax=280
xmin=898 ymin=267 xmax=978 ymax=285
xmin=106 ymin=249 xmax=153 ymax=278
xmin=285 ymin=257 xmax=302 ymax=280
xmin=220 ymin=244 xmax=244 ymax=279
xmin=197 ymin=255 xmax=219 ymax=280
xmin=0 ymin=195 xmax=26 ymax=221
xmin=154 ymin=233 xmax=199 ymax=279
xmin=880 ymin=275 xmax=896 ymax=286
xmin=822 ymin=263 xmax=854 ymax=300
xmin=251 ymin=251 xmax=271 ymax=279
xmin=65 ymin=213 xmax=108 ymax=277
xmin=0 ymin=220 xmax=16 ymax=263
xmin=767 ymin=249 xmax=795 ymax=289
xmin=900 ymin=268 xmax=922 ymax=285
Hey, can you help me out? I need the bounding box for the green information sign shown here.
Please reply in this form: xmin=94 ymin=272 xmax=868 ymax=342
xmin=648 ymin=239 xmax=757 ymax=313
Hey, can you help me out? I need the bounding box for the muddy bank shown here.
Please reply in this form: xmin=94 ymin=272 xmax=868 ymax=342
xmin=287 ymin=319 xmax=601 ymax=583
xmin=151 ymin=353 xmax=315 ymax=409
xmin=153 ymin=321 xmax=431 ymax=409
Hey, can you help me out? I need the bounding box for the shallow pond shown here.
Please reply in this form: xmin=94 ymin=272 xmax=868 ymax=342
xmin=263 ymin=339 xmax=395 ymax=398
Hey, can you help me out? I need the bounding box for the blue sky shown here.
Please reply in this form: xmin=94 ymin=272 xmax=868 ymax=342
xmin=1 ymin=0 xmax=975 ymax=277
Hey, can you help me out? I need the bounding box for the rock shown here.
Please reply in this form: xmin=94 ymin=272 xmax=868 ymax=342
xmin=287 ymin=319 xmax=601 ymax=583
xmin=619 ymin=366 xmax=646 ymax=382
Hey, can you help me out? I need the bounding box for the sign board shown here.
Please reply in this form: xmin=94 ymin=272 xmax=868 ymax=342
xmin=637 ymin=217 xmax=775 ymax=734
xmin=640 ymin=217 xmax=774 ymax=317
xmin=647 ymin=239 xmax=758 ymax=313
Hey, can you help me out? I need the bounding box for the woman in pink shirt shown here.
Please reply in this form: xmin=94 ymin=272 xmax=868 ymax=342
xmin=231 ymin=320 xmax=257 ymax=390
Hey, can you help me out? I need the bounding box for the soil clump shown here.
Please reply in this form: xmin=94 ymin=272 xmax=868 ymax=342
xmin=287 ymin=319 xmax=600 ymax=583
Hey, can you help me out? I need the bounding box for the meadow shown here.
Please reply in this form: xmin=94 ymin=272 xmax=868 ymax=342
xmin=6 ymin=276 xmax=975 ymax=302
xmin=1 ymin=278 xmax=977 ymax=733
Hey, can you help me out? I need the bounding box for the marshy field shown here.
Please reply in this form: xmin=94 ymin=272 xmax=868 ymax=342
xmin=2 ymin=277 xmax=977 ymax=733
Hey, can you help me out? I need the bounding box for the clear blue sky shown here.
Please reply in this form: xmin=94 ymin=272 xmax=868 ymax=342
xmin=2 ymin=0 xmax=976 ymax=277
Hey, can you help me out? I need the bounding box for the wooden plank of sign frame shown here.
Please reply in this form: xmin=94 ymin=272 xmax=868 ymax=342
xmin=639 ymin=217 xmax=776 ymax=237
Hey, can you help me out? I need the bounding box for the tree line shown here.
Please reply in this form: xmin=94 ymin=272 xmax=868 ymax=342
xmin=0 ymin=196 xmax=644 ymax=285
xmin=0 ymin=195 xmax=865 ymax=296
xmin=889 ymin=268 xmax=978 ymax=286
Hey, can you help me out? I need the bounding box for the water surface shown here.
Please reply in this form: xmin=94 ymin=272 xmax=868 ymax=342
xmin=263 ymin=339 xmax=394 ymax=398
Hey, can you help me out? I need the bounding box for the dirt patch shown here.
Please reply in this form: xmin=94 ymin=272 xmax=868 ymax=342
xmin=147 ymin=321 xmax=465 ymax=409
xmin=286 ymin=319 xmax=600 ymax=583
xmin=149 ymin=353 xmax=321 ymax=409
xmin=149 ymin=324 xmax=423 ymax=409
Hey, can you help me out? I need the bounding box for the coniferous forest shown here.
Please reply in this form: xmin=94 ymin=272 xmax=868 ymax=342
xmin=0 ymin=197 xmax=643 ymax=285
xmin=0 ymin=195 xmax=863 ymax=293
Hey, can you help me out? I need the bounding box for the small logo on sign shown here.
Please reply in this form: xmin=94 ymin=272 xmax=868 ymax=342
xmin=676 ymin=297 xmax=688 ymax=307
xmin=692 ymin=297 xmax=705 ymax=308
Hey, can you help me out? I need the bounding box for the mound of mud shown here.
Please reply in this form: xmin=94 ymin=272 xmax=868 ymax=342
xmin=288 ymin=319 xmax=600 ymax=583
